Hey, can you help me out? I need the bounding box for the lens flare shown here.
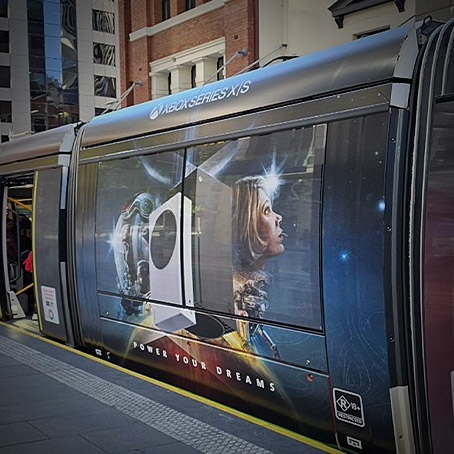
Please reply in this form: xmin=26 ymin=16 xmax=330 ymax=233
xmin=262 ymin=152 xmax=285 ymax=199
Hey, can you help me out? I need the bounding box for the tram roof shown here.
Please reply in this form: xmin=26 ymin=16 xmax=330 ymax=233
xmin=0 ymin=124 xmax=77 ymax=166
xmin=81 ymin=23 xmax=419 ymax=148
xmin=0 ymin=23 xmax=421 ymax=165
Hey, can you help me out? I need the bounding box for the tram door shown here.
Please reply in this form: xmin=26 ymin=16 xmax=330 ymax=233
xmin=1 ymin=168 xmax=73 ymax=346
xmin=422 ymin=99 xmax=454 ymax=453
xmin=33 ymin=167 xmax=74 ymax=344
xmin=1 ymin=175 xmax=34 ymax=322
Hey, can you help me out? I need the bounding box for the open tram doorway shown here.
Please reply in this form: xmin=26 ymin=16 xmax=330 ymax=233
xmin=0 ymin=173 xmax=37 ymax=332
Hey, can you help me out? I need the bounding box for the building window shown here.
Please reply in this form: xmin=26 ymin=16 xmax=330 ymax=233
xmin=93 ymin=43 xmax=116 ymax=66
xmin=1 ymin=135 xmax=9 ymax=143
xmin=92 ymin=10 xmax=115 ymax=34
xmin=355 ymin=26 xmax=390 ymax=39
xmin=0 ymin=31 xmax=9 ymax=53
xmin=217 ymin=56 xmax=224 ymax=80
xmin=0 ymin=0 xmax=7 ymax=18
xmin=0 ymin=100 xmax=12 ymax=123
xmin=162 ymin=0 xmax=170 ymax=20
xmin=185 ymin=0 xmax=195 ymax=10
xmin=27 ymin=0 xmax=43 ymax=21
xmin=32 ymin=116 xmax=46 ymax=132
xmin=167 ymin=72 xmax=172 ymax=94
xmin=29 ymin=35 xmax=45 ymax=58
xmin=94 ymin=75 xmax=116 ymax=97
xmin=191 ymin=65 xmax=196 ymax=88
xmin=0 ymin=65 xmax=10 ymax=88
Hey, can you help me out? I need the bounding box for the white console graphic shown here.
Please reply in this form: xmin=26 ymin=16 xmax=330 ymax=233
xmin=148 ymin=192 xmax=195 ymax=331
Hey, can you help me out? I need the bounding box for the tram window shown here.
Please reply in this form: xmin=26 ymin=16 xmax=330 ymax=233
xmin=185 ymin=125 xmax=326 ymax=330
xmin=94 ymin=151 xmax=185 ymax=314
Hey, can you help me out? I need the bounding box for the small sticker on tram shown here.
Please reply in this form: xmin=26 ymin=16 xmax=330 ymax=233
xmin=347 ymin=436 xmax=362 ymax=449
xmin=333 ymin=388 xmax=365 ymax=427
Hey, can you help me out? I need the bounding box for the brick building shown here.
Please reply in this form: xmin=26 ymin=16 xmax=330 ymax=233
xmin=119 ymin=0 xmax=257 ymax=105
xmin=119 ymin=0 xmax=454 ymax=108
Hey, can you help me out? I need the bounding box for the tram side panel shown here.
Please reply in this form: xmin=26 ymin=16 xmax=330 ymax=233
xmin=323 ymin=112 xmax=396 ymax=453
xmin=75 ymin=109 xmax=407 ymax=451
xmin=74 ymin=162 xmax=104 ymax=350
xmin=78 ymin=124 xmax=336 ymax=443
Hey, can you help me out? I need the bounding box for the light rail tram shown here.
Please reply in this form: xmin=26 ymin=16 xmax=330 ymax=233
xmin=0 ymin=18 xmax=453 ymax=454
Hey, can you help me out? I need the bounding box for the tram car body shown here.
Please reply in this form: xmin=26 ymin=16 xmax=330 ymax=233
xmin=1 ymin=19 xmax=453 ymax=454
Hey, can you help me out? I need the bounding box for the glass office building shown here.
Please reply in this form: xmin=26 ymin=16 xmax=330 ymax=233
xmin=0 ymin=0 xmax=119 ymax=139
xmin=28 ymin=0 xmax=79 ymax=132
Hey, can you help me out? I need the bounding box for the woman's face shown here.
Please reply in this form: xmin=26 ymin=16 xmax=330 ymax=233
xmin=257 ymin=188 xmax=284 ymax=257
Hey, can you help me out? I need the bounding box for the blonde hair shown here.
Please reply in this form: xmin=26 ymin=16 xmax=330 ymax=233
xmin=232 ymin=176 xmax=271 ymax=268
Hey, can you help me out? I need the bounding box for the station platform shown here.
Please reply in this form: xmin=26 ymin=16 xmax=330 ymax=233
xmin=0 ymin=321 xmax=339 ymax=454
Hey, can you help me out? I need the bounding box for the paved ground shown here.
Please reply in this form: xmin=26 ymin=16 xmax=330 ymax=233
xmin=0 ymin=322 xmax=338 ymax=454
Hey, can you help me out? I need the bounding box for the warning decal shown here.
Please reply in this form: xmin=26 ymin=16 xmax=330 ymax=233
xmin=333 ymin=388 xmax=365 ymax=427
xmin=41 ymin=285 xmax=60 ymax=325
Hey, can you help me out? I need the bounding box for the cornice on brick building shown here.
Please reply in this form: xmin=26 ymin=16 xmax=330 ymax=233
xmin=129 ymin=0 xmax=227 ymax=42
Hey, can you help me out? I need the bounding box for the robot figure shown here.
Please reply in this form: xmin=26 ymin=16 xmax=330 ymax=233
xmin=113 ymin=192 xmax=153 ymax=315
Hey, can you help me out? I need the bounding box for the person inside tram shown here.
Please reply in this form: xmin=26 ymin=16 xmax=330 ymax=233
xmin=15 ymin=214 xmax=34 ymax=315
xmin=19 ymin=214 xmax=32 ymax=250
xmin=6 ymin=218 xmax=18 ymax=264
xmin=231 ymin=175 xmax=285 ymax=353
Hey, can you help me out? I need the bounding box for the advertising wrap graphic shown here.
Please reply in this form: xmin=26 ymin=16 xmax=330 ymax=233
xmin=149 ymin=80 xmax=252 ymax=120
xmin=95 ymin=124 xmax=331 ymax=436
